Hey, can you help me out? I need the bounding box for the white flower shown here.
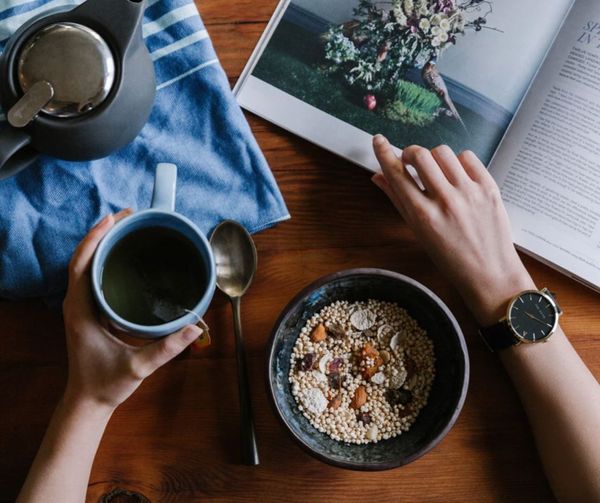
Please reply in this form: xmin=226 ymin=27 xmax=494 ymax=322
xmin=431 ymin=14 xmax=442 ymax=25
xmin=431 ymin=26 xmax=443 ymax=36
xmin=439 ymin=31 xmax=449 ymax=42
xmin=431 ymin=36 xmax=441 ymax=47
xmin=403 ymin=0 xmax=414 ymax=15
xmin=394 ymin=11 xmax=408 ymax=26
xmin=439 ymin=18 xmax=451 ymax=32
xmin=419 ymin=18 xmax=431 ymax=32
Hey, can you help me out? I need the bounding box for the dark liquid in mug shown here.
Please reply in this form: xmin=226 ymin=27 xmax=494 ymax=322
xmin=101 ymin=226 xmax=207 ymax=326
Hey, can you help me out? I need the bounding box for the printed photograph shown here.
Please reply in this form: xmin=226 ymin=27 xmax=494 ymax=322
xmin=250 ymin=0 xmax=546 ymax=164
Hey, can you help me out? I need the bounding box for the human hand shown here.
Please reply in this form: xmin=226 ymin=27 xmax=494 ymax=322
xmin=62 ymin=209 xmax=203 ymax=412
xmin=371 ymin=135 xmax=535 ymax=326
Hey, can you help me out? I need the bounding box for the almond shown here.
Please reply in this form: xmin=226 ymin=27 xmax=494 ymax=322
xmin=311 ymin=323 xmax=327 ymax=342
xmin=350 ymin=385 xmax=367 ymax=409
xmin=328 ymin=395 xmax=342 ymax=409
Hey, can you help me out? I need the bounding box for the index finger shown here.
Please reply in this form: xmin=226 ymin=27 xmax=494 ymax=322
xmin=372 ymin=135 xmax=428 ymax=209
xmin=65 ymin=209 xmax=133 ymax=317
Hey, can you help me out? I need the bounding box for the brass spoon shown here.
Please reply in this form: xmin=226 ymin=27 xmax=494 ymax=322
xmin=210 ymin=220 xmax=259 ymax=466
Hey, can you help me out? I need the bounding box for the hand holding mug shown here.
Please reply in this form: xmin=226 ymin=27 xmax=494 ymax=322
xmin=62 ymin=209 xmax=202 ymax=411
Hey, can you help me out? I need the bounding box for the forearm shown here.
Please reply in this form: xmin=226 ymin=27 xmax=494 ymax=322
xmin=470 ymin=270 xmax=600 ymax=501
xmin=500 ymin=328 xmax=600 ymax=502
xmin=17 ymin=394 xmax=114 ymax=503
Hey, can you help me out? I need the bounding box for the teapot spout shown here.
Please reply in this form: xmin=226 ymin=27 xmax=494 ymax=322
xmin=69 ymin=0 xmax=146 ymax=56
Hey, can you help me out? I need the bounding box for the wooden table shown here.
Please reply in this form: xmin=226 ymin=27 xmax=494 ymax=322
xmin=1 ymin=1 xmax=599 ymax=501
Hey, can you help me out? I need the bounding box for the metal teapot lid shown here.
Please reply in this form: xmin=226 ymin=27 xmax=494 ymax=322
xmin=7 ymin=22 xmax=115 ymax=127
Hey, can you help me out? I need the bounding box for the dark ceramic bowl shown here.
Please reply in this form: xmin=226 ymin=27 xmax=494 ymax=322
xmin=266 ymin=269 xmax=469 ymax=471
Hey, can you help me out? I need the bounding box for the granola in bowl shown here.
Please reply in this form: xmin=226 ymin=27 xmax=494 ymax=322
xmin=289 ymin=299 xmax=435 ymax=444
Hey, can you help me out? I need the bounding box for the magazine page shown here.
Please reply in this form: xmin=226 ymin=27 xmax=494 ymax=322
xmin=235 ymin=0 xmax=573 ymax=171
xmin=490 ymin=0 xmax=600 ymax=290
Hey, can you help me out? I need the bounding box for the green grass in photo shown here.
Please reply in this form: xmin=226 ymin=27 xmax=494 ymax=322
xmin=383 ymin=80 xmax=442 ymax=126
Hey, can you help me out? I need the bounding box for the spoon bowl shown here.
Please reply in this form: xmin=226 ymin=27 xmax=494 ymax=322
xmin=211 ymin=221 xmax=257 ymax=298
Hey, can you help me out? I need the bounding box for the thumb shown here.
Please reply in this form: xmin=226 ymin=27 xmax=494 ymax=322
xmin=135 ymin=324 xmax=202 ymax=376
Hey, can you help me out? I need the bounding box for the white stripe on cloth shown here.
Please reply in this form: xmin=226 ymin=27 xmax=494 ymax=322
xmin=142 ymin=3 xmax=197 ymax=38
xmin=156 ymin=57 xmax=218 ymax=90
xmin=0 ymin=0 xmax=200 ymax=43
xmin=0 ymin=0 xmax=79 ymax=40
xmin=0 ymin=0 xmax=39 ymax=15
xmin=150 ymin=29 xmax=208 ymax=61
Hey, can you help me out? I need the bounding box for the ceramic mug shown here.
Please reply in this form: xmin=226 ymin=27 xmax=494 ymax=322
xmin=91 ymin=163 xmax=216 ymax=338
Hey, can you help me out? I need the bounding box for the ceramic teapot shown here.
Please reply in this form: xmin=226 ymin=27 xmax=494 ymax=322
xmin=0 ymin=0 xmax=155 ymax=180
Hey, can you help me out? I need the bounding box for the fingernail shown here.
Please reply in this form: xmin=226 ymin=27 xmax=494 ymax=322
xmin=373 ymin=134 xmax=388 ymax=146
xmin=183 ymin=325 xmax=201 ymax=342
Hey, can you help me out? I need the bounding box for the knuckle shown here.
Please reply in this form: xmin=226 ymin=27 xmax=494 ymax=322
xmin=127 ymin=358 xmax=147 ymax=381
xmin=412 ymin=149 xmax=431 ymax=165
xmin=403 ymin=145 xmax=425 ymax=160
xmin=160 ymin=338 xmax=181 ymax=360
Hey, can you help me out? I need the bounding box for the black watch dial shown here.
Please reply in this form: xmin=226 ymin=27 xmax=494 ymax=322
xmin=508 ymin=291 xmax=558 ymax=342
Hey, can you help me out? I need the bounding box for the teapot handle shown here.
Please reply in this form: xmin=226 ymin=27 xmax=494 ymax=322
xmin=0 ymin=128 xmax=38 ymax=181
xmin=69 ymin=0 xmax=146 ymax=56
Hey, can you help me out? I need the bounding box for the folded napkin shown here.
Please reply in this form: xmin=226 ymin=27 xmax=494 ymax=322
xmin=0 ymin=0 xmax=289 ymax=299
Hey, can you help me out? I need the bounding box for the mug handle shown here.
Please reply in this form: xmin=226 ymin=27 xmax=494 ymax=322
xmin=151 ymin=163 xmax=177 ymax=211
xmin=0 ymin=128 xmax=38 ymax=181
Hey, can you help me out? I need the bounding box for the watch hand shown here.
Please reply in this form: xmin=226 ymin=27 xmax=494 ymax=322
xmin=525 ymin=312 xmax=552 ymax=328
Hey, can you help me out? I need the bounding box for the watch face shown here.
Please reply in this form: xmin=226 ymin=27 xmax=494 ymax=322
xmin=508 ymin=291 xmax=558 ymax=342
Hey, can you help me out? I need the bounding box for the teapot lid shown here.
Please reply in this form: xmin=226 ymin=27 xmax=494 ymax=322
xmin=17 ymin=22 xmax=115 ymax=118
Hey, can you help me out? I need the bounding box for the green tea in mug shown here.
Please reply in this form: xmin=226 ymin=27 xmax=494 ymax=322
xmin=101 ymin=226 xmax=207 ymax=326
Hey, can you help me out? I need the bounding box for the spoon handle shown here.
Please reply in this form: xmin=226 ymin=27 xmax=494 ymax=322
xmin=231 ymin=296 xmax=260 ymax=466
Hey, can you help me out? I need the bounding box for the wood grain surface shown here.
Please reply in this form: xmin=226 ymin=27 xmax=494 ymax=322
xmin=1 ymin=0 xmax=599 ymax=501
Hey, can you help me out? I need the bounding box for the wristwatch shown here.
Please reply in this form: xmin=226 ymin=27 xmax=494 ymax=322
xmin=479 ymin=288 xmax=562 ymax=352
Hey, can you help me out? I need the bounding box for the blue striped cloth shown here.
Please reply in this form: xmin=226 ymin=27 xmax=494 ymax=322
xmin=0 ymin=0 xmax=289 ymax=299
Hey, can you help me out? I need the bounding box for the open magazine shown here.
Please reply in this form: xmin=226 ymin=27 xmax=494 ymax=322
xmin=234 ymin=0 xmax=600 ymax=292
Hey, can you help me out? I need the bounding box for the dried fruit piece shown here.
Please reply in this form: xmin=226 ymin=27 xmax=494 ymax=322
xmin=311 ymin=323 xmax=327 ymax=342
xmin=298 ymin=352 xmax=316 ymax=371
xmin=357 ymin=412 xmax=372 ymax=424
xmin=404 ymin=355 xmax=418 ymax=378
xmin=350 ymin=309 xmax=376 ymax=330
xmin=326 ymin=322 xmax=347 ymax=339
xmin=397 ymin=388 xmax=413 ymax=406
xmin=328 ymin=395 xmax=342 ymax=409
xmin=328 ymin=357 xmax=344 ymax=373
xmin=386 ymin=388 xmax=413 ymax=407
xmin=380 ymin=350 xmax=391 ymax=363
xmin=350 ymin=386 xmax=367 ymax=409
xmin=361 ymin=342 xmax=379 ymax=359
xmin=361 ymin=343 xmax=383 ymax=380
xmin=371 ymin=372 xmax=385 ymax=385
xmin=328 ymin=372 xmax=342 ymax=389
